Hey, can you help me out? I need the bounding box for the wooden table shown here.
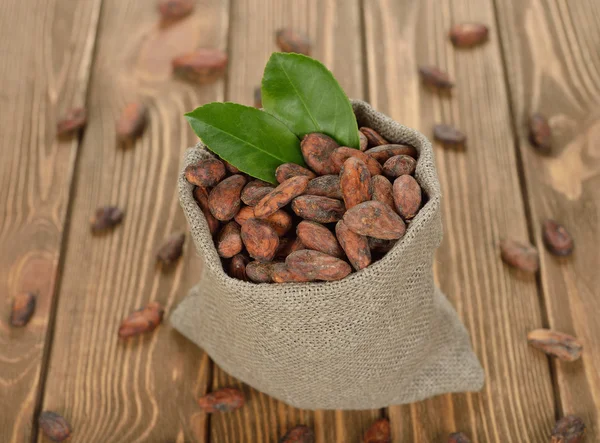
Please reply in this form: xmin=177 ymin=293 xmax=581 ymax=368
xmin=1 ymin=0 xmax=598 ymax=441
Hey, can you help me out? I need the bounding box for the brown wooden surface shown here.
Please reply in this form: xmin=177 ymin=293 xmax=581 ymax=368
xmin=1 ymin=0 xmax=598 ymax=441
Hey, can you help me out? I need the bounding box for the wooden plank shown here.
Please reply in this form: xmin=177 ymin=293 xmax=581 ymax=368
xmin=494 ymin=0 xmax=600 ymax=438
xmin=209 ymin=0 xmax=380 ymax=442
xmin=363 ymin=0 xmax=557 ymax=441
xmin=0 ymin=0 xmax=102 ymax=441
xmin=37 ymin=1 xmax=229 ymax=441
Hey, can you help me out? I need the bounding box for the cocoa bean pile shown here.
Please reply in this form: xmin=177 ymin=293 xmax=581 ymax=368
xmin=185 ymin=128 xmax=422 ymax=283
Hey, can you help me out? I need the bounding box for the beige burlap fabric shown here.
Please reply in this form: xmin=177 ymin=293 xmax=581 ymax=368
xmin=171 ymin=100 xmax=484 ymax=410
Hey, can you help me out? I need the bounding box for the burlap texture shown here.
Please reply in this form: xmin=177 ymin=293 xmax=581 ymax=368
xmin=171 ymin=99 xmax=484 ymax=410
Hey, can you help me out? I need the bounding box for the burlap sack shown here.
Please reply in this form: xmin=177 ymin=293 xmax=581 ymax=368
xmin=171 ymin=99 xmax=484 ymax=410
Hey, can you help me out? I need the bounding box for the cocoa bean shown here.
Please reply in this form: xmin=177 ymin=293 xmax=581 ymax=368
xmin=229 ymin=254 xmax=249 ymax=281
xmin=197 ymin=387 xmax=245 ymax=413
xmin=246 ymin=261 xmax=274 ymax=282
xmin=527 ymin=329 xmax=582 ymax=362
xmin=217 ymin=222 xmax=243 ymax=258
xmin=116 ymin=102 xmax=148 ymax=142
xmin=224 ymin=161 xmax=241 ymax=174
xmin=331 ymin=147 xmax=383 ymax=176
xmin=172 ymin=48 xmax=228 ymax=84
xmin=185 ymin=158 xmax=226 ymax=187
xmin=276 ymin=237 xmax=305 ymax=259
xmin=193 ymin=186 xmax=220 ymax=235
xmin=271 ymin=263 xmax=312 ymax=283
xmin=359 ymin=131 xmax=369 ymax=151
xmin=39 ymin=411 xmax=72 ymax=442
xmin=368 ymin=237 xmax=396 ymax=254
xmin=234 ymin=206 xmax=255 ymax=226
xmin=359 ymin=127 xmax=388 ymax=147
xmin=383 ymin=155 xmax=417 ymax=178
xmin=304 ymin=175 xmax=343 ymax=199
xmin=365 ymin=144 xmax=418 ymax=163
xmin=300 ymin=133 xmax=339 ymax=175
xmin=279 ymin=425 xmax=315 ymax=443
xmin=275 ymin=28 xmax=311 ymax=55
xmin=241 ymin=218 xmax=279 ymax=262
xmin=56 ymin=107 xmax=87 ymax=136
xmin=90 ymin=206 xmax=124 ymax=233
xmin=208 ymin=174 xmax=247 ymax=221
xmin=418 ymin=66 xmax=454 ymax=90
xmin=254 ymin=86 xmax=262 ymax=108
xmin=241 ymin=180 xmax=275 ymax=206
xmin=286 ymin=250 xmax=351 ymax=281
xmin=118 ymin=302 xmax=164 ymax=338
xmin=393 ymin=175 xmax=421 ymax=220
xmin=291 ymin=195 xmax=345 ymax=223
xmin=433 ymin=124 xmax=467 ymax=146
xmin=363 ymin=418 xmax=390 ymax=443
xmin=336 ymin=220 xmax=371 ymax=271
xmin=156 ymin=232 xmax=185 ymax=266
xmin=255 ymin=175 xmax=310 ymax=218
xmin=158 ymin=0 xmax=194 ymax=22
xmin=542 ymin=219 xmax=574 ymax=256
xmin=370 ymin=175 xmax=396 ymax=211
xmin=235 ymin=206 xmax=292 ymax=236
xmin=528 ymin=113 xmax=552 ymax=154
xmin=276 ymin=163 xmax=316 ymax=183
xmin=448 ymin=432 xmax=471 ymax=443
xmin=499 ymin=238 xmax=539 ymax=273
xmin=10 ymin=292 xmax=36 ymax=327
xmin=343 ymin=201 xmax=406 ymax=240
xmin=449 ymin=23 xmax=489 ymax=48
xmin=340 ymin=157 xmax=372 ymax=209
xmin=550 ymin=415 xmax=586 ymax=443
xmin=297 ymin=221 xmax=344 ymax=258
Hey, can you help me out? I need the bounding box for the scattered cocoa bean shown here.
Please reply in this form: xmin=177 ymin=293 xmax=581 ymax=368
xmin=157 ymin=232 xmax=185 ymax=266
xmin=275 ymin=28 xmax=311 ymax=55
xmin=360 ymin=127 xmax=388 ymax=147
xmin=271 ymin=263 xmax=312 ymax=283
xmin=550 ymin=415 xmax=586 ymax=443
xmin=208 ymin=174 xmax=247 ymax=221
xmin=197 ymin=387 xmax=245 ymax=413
xmin=449 ymin=23 xmax=489 ymax=48
xmin=370 ymin=175 xmax=396 ymax=211
xmin=297 ymin=221 xmax=344 ymax=258
xmin=291 ymin=195 xmax=345 ymax=223
xmin=331 ymin=147 xmax=383 ymax=176
xmin=542 ymin=219 xmax=574 ymax=256
xmin=158 ymin=0 xmax=194 ymax=22
xmin=336 ymin=220 xmax=371 ymax=271
xmin=217 ymin=222 xmax=243 ymax=258
xmin=255 ymin=175 xmax=310 ymax=218
xmin=448 ymin=432 xmax=471 ymax=443
xmin=172 ymin=48 xmax=228 ymax=84
xmin=10 ymin=292 xmax=36 ymax=327
xmin=279 ymin=425 xmax=315 ymax=443
xmin=234 ymin=206 xmax=255 ymax=226
xmin=528 ymin=113 xmax=552 ymax=154
xmin=418 ymin=66 xmax=454 ymax=90
xmin=90 ymin=206 xmax=124 ymax=233
xmin=241 ymin=180 xmax=275 ymax=206
xmin=246 ymin=261 xmax=274 ymax=282
xmin=286 ymin=250 xmax=351 ymax=281
xmin=393 ymin=175 xmax=422 ymax=220
xmin=193 ymin=186 xmax=220 ymax=235
xmin=254 ymin=86 xmax=262 ymax=108
xmin=185 ymin=158 xmax=226 ymax=187
xmin=229 ymin=254 xmax=249 ymax=281
xmin=340 ymin=157 xmax=372 ymax=209
xmin=39 ymin=411 xmax=72 ymax=442
xmin=224 ymin=161 xmax=241 ymax=174
xmin=118 ymin=302 xmax=164 ymax=338
xmin=383 ymin=155 xmax=416 ymax=178
xmin=499 ymin=238 xmax=539 ymax=273
xmin=116 ymin=102 xmax=148 ymax=142
xmin=343 ymin=201 xmax=406 ymax=240
xmin=276 ymin=163 xmax=316 ymax=183
xmin=300 ymin=133 xmax=339 ymax=175
xmin=359 ymin=131 xmax=369 ymax=151
xmin=527 ymin=329 xmax=582 ymax=362
xmin=368 ymin=237 xmax=396 ymax=254
xmin=365 ymin=144 xmax=418 ymax=163
xmin=433 ymin=124 xmax=467 ymax=146
xmin=241 ymin=218 xmax=279 ymax=262
xmin=276 ymin=237 xmax=305 ymax=259
xmin=363 ymin=418 xmax=390 ymax=443
xmin=304 ymin=175 xmax=343 ymax=199
xmin=56 ymin=107 xmax=87 ymax=136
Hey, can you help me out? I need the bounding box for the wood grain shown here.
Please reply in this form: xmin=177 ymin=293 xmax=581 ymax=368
xmin=209 ymin=1 xmax=380 ymax=442
xmin=37 ymin=0 xmax=229 ymax=441
xmin=363 ymin=0 xmax=556 ymax=441
xmin=0 ymin=0 xmax=102 ymax=441
xmin=494 ymin=0 xmax=600 ymax=438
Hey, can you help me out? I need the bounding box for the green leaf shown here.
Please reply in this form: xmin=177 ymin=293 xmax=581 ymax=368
xmin=185 ymin=102 xmax=305 ymax=184
xmin=261 ymin=53 xmax=360 ymax=149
